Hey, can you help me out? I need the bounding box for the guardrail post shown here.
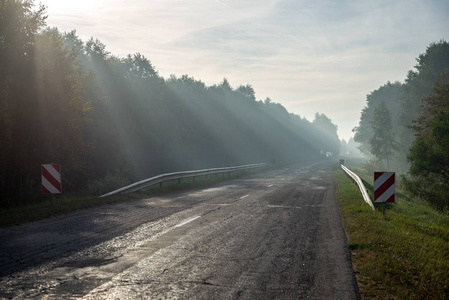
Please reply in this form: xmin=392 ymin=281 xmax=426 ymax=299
xmin=340 ymin=164 xmax=375 ymax=210
xmin=178 ymin=178 xmax=181 ymax=184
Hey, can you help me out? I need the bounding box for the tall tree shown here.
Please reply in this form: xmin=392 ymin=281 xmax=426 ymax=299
xmin=347 ymin=137 xmax=362 ymax=157
xmin=340 ymin=139 xmax=348 ymax=156
xmin=353 ymin=81 xmax=402 ymax=156
xmin=22 ymin=27 xmax=91 ymax=191
xmin=312 ymin=113 xmax=340 ymax=157
xmin=398 ymin=41 xmax=449 ymax=157
xmin=0 ymin=0 xmax=47 ymax=203
xmin=0 ymin=0 xmax=46 ymax=76
xmin=124 ymin=52 xmax=157 ymax=82
xmin=236 ymin=84 xmax=256 ymax=102
xmin=405 ymin=72 xmax=449 ymax=211
xmin=369 ymin=102 xmax=396 ymax=169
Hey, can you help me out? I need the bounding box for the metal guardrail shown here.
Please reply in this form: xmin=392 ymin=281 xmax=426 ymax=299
xmin=100 ymin=163 xmax=268 ymax=198
xmin=340 ymin=164 xmax=375 ymax=210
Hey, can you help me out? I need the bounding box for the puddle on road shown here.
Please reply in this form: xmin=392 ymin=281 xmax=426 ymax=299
xmin=313 ymin=186 xmax=327 ymax=190
xmin=188 ymin=185 xmax=242 ymax=196
xmin=63 ymin=258 xmax=117 ymax=268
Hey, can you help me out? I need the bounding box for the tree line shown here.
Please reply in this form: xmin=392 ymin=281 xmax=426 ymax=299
xmin=0 ymin=0 xmax=340 ymax=207
xmin=353 ymin=40 xmax=449 ymax=211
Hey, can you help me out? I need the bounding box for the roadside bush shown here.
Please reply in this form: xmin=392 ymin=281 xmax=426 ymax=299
xmin=85 ymin=170 xmax=131 ymax=196
xmin=363 ymin=158 xmax=383 ymax=174
xmin=402 ymin=174 xmax=449 ymax=212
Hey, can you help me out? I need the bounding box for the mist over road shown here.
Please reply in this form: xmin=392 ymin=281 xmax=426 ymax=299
xmin=0 ymin=161 xmax=359 ymax=299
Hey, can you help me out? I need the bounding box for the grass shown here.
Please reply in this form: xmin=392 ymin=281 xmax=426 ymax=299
xmin=335 ymin=159 xmax=449 ymax=299
xmin=0 ymin=169 xmax=257 ymax=228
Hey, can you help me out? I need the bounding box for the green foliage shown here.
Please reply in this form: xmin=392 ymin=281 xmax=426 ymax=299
xmin=404 ymin=73 xmax=449 ymax=211
xmin=340 ymin=137 xmax=362 ymax=157
xmin=0 ymin=2 xmax=124 ymax=206
xmin=34 ymin=28 xmax=91 ymax=185
xmin=432 ymin=111 xmax=449 ymax=149
xmin=353 ymin=41 xmax=449 ymax=174
xmin=369 ymin=102 xmax=397 ymax=168
xmin=363 ymin=158 xmax=382 ymax=175
xmin=0 ymin=0 xmax=46 ymax=70
xmin=398 ymin=41 xmax=449 ymax=161
xmin=353 ymin=81 xmax=403 ymax=157
xmin=0 ymin=0 xmax=47 ymax=192
xmin=400 ymin=41 xmax=449 ymax=131
xmin=85 ymin=170 xmax=131 ymax=196
xmin=312 ymin=113 xmax=340 ymax=157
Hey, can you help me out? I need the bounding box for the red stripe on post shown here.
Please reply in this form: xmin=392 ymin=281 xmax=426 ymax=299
xmin=52 ymin=164 xmax=60 ymax=173
xmin=42 ymin=185 xmax=51 ymax=194
xmin=374 ymin=174 xmax=395 ymax=200
xmin=374 ymin=172 xmax=382 ymax=181
xmin=386 ymin=194 xmax=395 ymax=203
xmin=42 ymin=165 xmax=62 ymax=192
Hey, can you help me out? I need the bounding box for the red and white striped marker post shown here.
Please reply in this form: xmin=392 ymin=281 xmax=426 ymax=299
xmin=42 ymin=164 xmax=61 ymax=206
xmin=374 ymin=172 xmax=395 ymax=215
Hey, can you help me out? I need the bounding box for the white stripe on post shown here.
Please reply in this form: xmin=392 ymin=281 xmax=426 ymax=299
xmin=375 ymin=183 xmax=395 ymax=203
xmin=45 ymin=165 xmax=60 ymax=182
xmin=42 ymin=164 xmax=62 ymax=194
xmin=42 ymin=176 xmax=60 ymax=194
xmin=374 ymin=172 xmax=395 ymax=203
xmin=373 ymin=172 xmax=393 ymax=190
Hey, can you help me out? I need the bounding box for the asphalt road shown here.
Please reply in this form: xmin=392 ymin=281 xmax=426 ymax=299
xmin=0 ymin=160 xmax=360 ymax=299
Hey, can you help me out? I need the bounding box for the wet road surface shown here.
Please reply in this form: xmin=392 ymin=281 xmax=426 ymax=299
xmin=0 ymin=161 xmax=360 ymax=299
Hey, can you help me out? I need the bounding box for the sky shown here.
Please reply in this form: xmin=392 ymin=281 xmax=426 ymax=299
xmin=38 ymin=0 xmax=449 ymax=141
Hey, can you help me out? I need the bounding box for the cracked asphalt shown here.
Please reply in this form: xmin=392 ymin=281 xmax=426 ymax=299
xmin=0 ymin=161 xmax=360 ymax=299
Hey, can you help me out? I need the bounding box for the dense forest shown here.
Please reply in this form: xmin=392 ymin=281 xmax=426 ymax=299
xmin=353 ymin=40 xmax=449 ymax=211
xmin=0 ymin=1 xmax=341 ymax=207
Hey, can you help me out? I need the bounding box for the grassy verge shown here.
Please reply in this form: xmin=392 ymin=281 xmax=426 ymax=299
xmin=335 ymin=162 xmax=449 ymax=299
xmin=0 ymin=170 xmax=257 ymax=228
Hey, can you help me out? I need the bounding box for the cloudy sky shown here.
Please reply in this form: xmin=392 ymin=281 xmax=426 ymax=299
xmin=39 ymin=0 xmax=449 ymax=140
